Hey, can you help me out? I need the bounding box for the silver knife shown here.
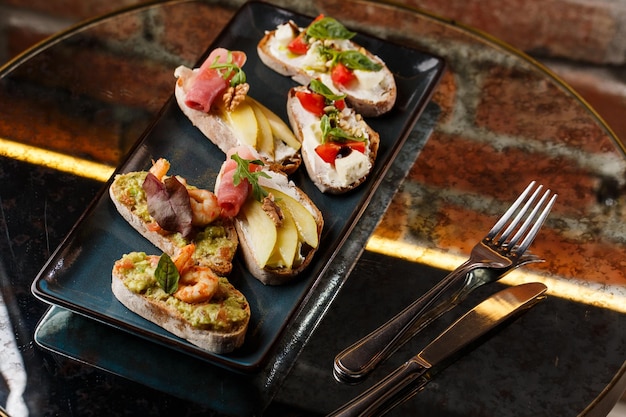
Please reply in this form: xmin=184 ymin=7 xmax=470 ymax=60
xmin=326 ymin=282 xmax=548 ymax=417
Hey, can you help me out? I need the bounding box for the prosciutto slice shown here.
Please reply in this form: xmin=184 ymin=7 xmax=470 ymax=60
xmin=216 ymin=146 xmax=262 ymax=217
xmin=184 ymin=48 xmax=247 ymax=112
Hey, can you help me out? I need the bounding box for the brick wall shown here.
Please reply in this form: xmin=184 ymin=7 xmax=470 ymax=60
xmin=1 ymin=0 xmax=626 ymax=142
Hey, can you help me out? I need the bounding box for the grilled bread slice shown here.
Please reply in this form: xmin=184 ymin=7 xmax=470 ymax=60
xmin=257 ymin=15 xmax=396 ymax=117
xmin=112 ymin=251 xmax=249 ymax=354
xmin=109 ymin=159 xmax=238 ymax=276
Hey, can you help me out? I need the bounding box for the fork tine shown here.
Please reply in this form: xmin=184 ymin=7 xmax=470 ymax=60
xmin=507 ymin=188 xmax=551 ymax=247
xmin=498 ymin=184 xmax=543 ymax=243
xmin=487 ymin=180 xmax=537 ymax=239
xmin=513 ymin=192 xmax=557 ymax=255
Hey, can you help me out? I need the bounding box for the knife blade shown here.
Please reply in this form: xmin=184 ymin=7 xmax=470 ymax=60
xmin=326 ymin=282 xmax=548 ymax=417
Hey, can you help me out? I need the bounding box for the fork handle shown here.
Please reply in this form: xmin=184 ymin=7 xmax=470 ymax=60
xmin=327 ymin=358 xmax=430 ymax=417
xmin=333 ymin=260 xmax=474 ymax=383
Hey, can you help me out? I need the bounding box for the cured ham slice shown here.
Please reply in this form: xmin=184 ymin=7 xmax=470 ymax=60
xmin=184 ymin=48 xmax=247 ymax=112
xmin=216 ymin=146 xmax=261 ymax=217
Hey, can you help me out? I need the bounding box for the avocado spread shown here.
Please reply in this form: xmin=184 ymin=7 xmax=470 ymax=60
xmin=117 ymin=252 xmax=249 ymax=332
xmin=113 ymin=172 xmax=237 ymax=262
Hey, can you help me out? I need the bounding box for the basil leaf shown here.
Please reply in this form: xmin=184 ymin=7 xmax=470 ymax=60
xmin=155 ymin=253 xmax=179 ymax=294
xmin=319 ymin=115 xmax=363 ymax=143
xmin=309 ymin=79 xmax=346 ymax=101
xmin=338 ymin=50 xmax=383 ymax=71
xmin=307 ymin=17 xmax=355 ymax=40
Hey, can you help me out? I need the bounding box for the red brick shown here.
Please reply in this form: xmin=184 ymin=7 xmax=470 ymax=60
xmin=430 ymin=69 xmax=456 ymax=125
xmin=407 ymin=131 xmax=598 ymax=217
xmin=157 ymin=3 xmax=235 ymax=64
xmin=5 ymin=25 xmax=52 ymax=60
xmin=476 ymin=65 xmax=616 ymax=155
xmin=0 ymin=0 xmax=146 ymax=21
xmin=377 ymin=0 xmax=624 ymax=64
xmin=431 ymin=203 xmax=626 ymax=286
xmin=551 ymin=66 xmax=626 ymax=146
xmin=372 ymin=190 xmax=411 ymax=241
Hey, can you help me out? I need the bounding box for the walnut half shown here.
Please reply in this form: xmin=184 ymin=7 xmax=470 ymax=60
xmin=261 ymin=193 xmax=284 ymax=227
xmin=223 ymin=83 xmax=250 ymax=111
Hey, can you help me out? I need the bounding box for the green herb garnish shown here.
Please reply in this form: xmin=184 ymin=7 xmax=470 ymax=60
xmin=231 ymin=154 xmax=271 ymax=201
xmin=309 ymin=79 xmax=346 ymax=101
xmin=155 ymin=253 xmax=179 ymax=294
xmin=209 ymin=51 xmax=247 ymax=87
xmin=307 ymin=17 xmax=356 ymax=40
xmin=320 ymin=115 xmax=365 ymax=144
xmin=318 ymin=46 xmax=383 ymax=72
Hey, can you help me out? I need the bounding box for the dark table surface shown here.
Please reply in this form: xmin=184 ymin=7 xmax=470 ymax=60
xmin=1 ymin=0 xmax=625 ymax=416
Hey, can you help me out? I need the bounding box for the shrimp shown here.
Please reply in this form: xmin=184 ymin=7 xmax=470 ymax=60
xmin=149 ymin=158 xmax=170 ymax=181
xmin=170 ymin=243 xmax=218 ymax=303
xmin=188 ymin=188 xmax=221 ymax=226
xmin=173 ymin=243 xmax=196 ymax=273
xmin=173 ymin=265 xmax=219 ymax=304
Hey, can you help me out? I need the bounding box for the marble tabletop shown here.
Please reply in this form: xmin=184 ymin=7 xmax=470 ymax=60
xmin=0 ymin=0 xmax=625 ymax=416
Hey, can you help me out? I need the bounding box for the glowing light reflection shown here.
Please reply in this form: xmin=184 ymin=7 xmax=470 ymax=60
xmin=366 ymin=234 xmax=626 ymax=313
xmin=0 ymin=138 xmax=114 ymax=182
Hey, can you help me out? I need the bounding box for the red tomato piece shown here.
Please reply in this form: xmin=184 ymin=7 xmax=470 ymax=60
xmin=296 ymin=91 xmax=326 ymax=117
xmin=346 ymin=141 xmax=366 ymax=153
xmin=288 ymin=33 xmax=309 ymax=55
xmin=331 ymin=63 xmax=356 ymax=87
xmin=334 ymin=99 xmax=346 ymax=111
xmin=315 ymin=143 xmax=341 ymax=164
xmin=315 ymin=141 xmax=367 ymax=164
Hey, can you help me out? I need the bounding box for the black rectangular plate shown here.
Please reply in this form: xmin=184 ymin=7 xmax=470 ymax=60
xmin=32 ymin=1 xmax=445 ymax=372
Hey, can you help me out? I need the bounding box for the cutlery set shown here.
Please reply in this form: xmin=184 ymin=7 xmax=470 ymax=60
xmin=328 ymin=181 xmax=557 ymax=416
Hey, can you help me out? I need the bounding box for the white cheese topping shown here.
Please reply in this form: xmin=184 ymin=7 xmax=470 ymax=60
xmin=293 ymin=101 xmax=372 ymax=189
xmin=266 ymin=24 xmax=390 ymax=103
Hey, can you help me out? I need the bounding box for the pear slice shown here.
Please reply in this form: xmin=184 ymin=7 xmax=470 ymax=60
xmin=267 ymin=188 xmax=319 ymax=248
xmin=225 ymin=101 xmax=258 ymax=147
xmin=240 ymin=198 xmax=276 ymax=268
xmin=248 ymin=98 xmax=301 ymax=151
xmin=250 ymin=101 xmax=275 ymax=157
xmin=271 ymin=202 xmax=299 ymax=269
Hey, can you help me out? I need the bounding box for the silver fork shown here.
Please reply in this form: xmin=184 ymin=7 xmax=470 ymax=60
xmin=333 ymin=181 xmax=557 ymax=383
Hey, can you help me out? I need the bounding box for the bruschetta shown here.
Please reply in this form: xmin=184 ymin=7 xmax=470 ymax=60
xmin=109 ymin=158 xmax=238 ymax=276
xmin=174 ymin=47 xmax=302 ymax=174
xmin=111 ymin=245 xmax=250 ymax=353
xmin=214 ymin=146 xmax=324 ymax=285
xmin=286 ymin=79 xmax=380 ymax=194
xmin=257 ymin=15 xmax=396 ymax=117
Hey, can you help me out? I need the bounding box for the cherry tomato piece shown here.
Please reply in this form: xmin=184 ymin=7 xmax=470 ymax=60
xmin=315 ymin=141 xmax=366 ymax=164
xmin=315 ymin=143 xmax=341 ymax=164
xmin=346 ymin=141 xmax=366 ymax=153
xmin=334 ymin=99 xmax=346 ymax=111
xmin=296 ymin=91 xmax=326 ymax=117
xmin=288 ymin=33 xmax=309 ymax=55
xmin=331 ymin=63 xmax=356 ymax=87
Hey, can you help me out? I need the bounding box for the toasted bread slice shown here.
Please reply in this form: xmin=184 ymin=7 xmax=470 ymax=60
xmin=286 ymin=84 xmax=380 ymax=194
xmin=109 ymin=165 xmax=238 ymax=276
xmin=174 ymin=58 xmax=302 ymax=174
xmin=112 ymin=251 xmax=249 ymax=354
xmin=257 ymin=16 xmax=396 ymax=117
xmin=215 ymin=147 xmax=324 ymax=285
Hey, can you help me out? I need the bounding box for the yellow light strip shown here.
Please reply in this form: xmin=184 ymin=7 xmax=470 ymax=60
xmin=0 ymin=138 xmax=114 ymax=182
xmin=366 ymin=234 xmax=626 ymax=313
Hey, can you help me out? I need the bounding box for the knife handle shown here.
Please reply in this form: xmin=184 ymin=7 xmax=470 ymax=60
xmin=327 ymin=357 xmax=430 ymax=417
xmin=333 ymin=260 xmax=474 ymax=383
